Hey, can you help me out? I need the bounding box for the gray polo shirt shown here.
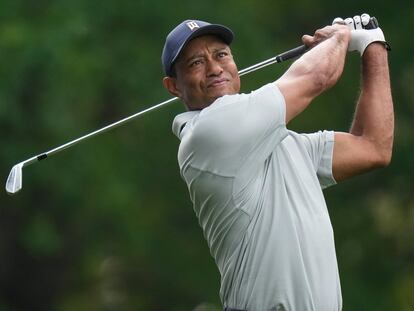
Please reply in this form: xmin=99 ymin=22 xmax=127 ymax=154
xmin=172 ymin=83 xmax=342 ymax=311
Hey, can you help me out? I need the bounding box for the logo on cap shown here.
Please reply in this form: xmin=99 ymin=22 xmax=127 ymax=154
xmin=186 ymin=21 xmax=200 ymax=31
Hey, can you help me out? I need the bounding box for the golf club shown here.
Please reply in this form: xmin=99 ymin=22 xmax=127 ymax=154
xmin=5 ymin=44 xmax=310 ymax=195
xmin=5 ymin=16 xmax=380 ymax=195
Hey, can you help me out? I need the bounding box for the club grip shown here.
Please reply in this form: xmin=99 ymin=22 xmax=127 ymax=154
xmin=276 ymin=45 xmax=309 ymax=62
xmin=365 ymin=16 xmax=379 ymax=29
xmin=275 ymin=16 xmax=381 ymax=62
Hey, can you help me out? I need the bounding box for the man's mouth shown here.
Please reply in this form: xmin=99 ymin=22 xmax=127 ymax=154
xmin=208 ymin=78 xmax=229 ymax=88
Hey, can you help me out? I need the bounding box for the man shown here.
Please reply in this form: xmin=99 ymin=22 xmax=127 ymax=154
xmin=161 ymin=14 xmax=393 ymax=311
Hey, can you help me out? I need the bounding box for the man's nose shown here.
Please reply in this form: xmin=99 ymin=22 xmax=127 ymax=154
xmin=206 ymin=59 xmax=223 ymax=76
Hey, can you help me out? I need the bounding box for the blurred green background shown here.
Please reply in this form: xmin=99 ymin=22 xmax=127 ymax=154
xmin=1 ymin=0 xmax=413 ymax=310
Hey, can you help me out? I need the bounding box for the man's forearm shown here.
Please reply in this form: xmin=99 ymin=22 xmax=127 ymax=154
xmin=350 ymin=43 xmax=394 ymax=163
xmin=300 ymin=25 xmax=350 ymax=91
xmin=277 ymin=25 xmax=350 ymax=123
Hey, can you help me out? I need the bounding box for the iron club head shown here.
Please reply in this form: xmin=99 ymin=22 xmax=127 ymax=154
xmin=5 ymin=163 xmax=24 ymax=195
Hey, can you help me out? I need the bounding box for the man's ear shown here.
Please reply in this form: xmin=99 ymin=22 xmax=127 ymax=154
xmin=163 ymin=77 xmax=182 ymax=98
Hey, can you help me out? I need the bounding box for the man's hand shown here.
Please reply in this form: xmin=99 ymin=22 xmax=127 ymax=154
xmin=302 ymin=24 xmax=351 ymax=48
xmin=332 ymin=14 xmax=389 ymax=56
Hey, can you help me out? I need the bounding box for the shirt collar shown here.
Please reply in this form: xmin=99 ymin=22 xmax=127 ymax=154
xmin=172 ymin=111 xmax=200 ymax=139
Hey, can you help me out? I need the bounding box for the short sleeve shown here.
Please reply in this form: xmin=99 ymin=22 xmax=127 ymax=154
xmin=299 ymin=130 xmax=337 ymax=189
xmin=184 ymin=83 xmax=289 ymax=177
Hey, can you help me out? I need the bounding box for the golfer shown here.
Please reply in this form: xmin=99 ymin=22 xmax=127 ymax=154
xmin=161 ymin=14 xmax=393 ymax=311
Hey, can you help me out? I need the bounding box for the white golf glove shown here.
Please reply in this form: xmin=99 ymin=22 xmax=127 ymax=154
xmin=333 ymin=14 xmax=390 ymax=56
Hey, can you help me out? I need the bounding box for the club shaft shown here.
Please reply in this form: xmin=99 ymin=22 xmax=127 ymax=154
xmin=38 ymin=96 xmax=178 ymax=161
xmin=18 ymin=44 xmax=309 ymax=165
xmin=239 ymin=45 xmax=308 ymax=76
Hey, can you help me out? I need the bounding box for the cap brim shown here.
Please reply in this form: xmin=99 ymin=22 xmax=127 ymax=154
xmin=170 ymin=24 xmax=234 ymax=69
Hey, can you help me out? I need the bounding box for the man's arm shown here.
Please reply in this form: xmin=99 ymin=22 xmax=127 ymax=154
xmin=275 ymin=24 xmax=351 ymax=123
xmin=332 ymin=43 xmax=394 ymax=181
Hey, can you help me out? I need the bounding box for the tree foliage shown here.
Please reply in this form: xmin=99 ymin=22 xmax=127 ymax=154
xmin=1 ymin=0 xmax=413 ymax=310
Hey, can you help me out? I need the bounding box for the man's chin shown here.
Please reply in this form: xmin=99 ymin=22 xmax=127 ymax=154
xmin=210 ymin=88 xmax=237 ymax=100
xmin=188 ymin=89 xmax=239 ymax=110
xmin=207 ymin=93 xmax=229 ymax=105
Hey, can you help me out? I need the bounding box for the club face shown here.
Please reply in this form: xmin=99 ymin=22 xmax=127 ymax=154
xmin=6 ymin=163 xmax=23 ymax=195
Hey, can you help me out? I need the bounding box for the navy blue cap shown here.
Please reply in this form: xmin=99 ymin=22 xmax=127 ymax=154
xmin=162 ymin=20 xmax=234 ymax=76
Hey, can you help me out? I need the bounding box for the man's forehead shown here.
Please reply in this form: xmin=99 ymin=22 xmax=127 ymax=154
xmin=180 ymin=35 xmax=230 ymax=59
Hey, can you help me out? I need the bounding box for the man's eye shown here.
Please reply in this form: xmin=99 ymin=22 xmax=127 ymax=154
xmin=218 ymin=51 xmax=229 ymax=58
xmin=190 ymin=60 xmax=202 ymax=67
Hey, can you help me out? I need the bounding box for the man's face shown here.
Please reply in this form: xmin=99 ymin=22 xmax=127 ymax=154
xmin=164 ymin=35 xmax=240 ymax=110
